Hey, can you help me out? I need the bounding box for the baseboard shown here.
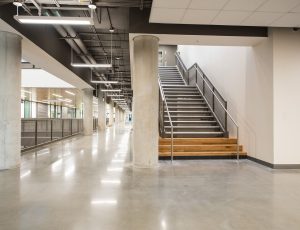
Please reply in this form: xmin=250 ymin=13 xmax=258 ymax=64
xmin=247 ymin=156 xmax=300 ymax=169
xmin=159 ymin=155 xmax=300 ymax=169
xmin=246 ymin=156 xmax=273 ymax=168
xmin=272 ymin=164 xmax=300 ymax=169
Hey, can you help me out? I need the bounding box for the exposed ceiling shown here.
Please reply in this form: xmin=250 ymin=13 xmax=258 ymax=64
xmin=150 ymin=0 xmax=300 ymax=27
xmin=1 ymin=0 xmax=153 ymax=111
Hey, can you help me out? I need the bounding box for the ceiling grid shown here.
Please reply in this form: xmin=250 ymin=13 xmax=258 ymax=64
xmin=150 ymin=0 xmax=300 ymax=27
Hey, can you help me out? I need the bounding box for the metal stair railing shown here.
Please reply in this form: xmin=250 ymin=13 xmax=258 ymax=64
xmin=175 ymin=52 xmax=240 ymax=160
xmin=158 ymin=78 xmax=174 ymax=162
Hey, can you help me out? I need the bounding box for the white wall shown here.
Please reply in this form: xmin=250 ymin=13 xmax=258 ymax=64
xmin=245 ymin=37 xmax=274 ymax=163
xmin=178 ymin=38 xmax=274 ymax=163
xmin=273 ymin=29 xmax=300 ymax=164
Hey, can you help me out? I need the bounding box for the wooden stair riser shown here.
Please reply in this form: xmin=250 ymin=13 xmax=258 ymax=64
xmin=159 ymin=145 xmax=243 ymax=152
xmin=159 ymin=138 xmax=237 ymax=145
xmin=159 ymin=151 xmax=247 ymax=157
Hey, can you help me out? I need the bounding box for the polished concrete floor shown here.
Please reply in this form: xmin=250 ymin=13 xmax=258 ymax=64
xmin=1 ymin=125 xmax=300 ymax=230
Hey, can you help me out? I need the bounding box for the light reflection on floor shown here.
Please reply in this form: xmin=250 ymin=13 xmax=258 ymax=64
xmin=1 ymin=124 xmax=300 ymax=229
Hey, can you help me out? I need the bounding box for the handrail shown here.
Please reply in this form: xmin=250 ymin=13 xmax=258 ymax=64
xmin=175 ymin=53 xmax=226 ymax=104
xmin=158 ymin=79 xmax=174 ymax=162
xmin=175 ymin=52 xmax=240 ymax=160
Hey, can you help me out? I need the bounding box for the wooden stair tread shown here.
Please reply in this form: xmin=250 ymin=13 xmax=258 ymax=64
xmin=159 ymin=138 xmax=237 ymax=145
xmin=159 ymin=151 xmax=247 ymax=156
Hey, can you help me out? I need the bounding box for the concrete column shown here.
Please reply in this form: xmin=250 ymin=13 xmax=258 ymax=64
xmin=115 ymin=107 xmax=119 ymax=124
xmin=119 ymin=109 xmax=123 ymax=123
xmin=98 ymin=91 xmax=106 ymax=131
xmin=120 ymin=110 xmax=124 ymax=123
xmin=108 ymin=100 xmax=114 ymax=126
xmin=132 ymin=35 xmax=159 ymax=168
xmin=82 ymin=88 xmax=93 ymax=135
xmin=0 ymin=32 xmax=22 ymax=170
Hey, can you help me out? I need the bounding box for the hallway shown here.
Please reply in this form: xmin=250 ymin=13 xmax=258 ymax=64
xmin=1 ymin=125 xmax=300 ymax=230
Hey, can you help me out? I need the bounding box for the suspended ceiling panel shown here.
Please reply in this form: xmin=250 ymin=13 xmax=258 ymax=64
xmin=150 ymin=0 xmax=300 ymax=27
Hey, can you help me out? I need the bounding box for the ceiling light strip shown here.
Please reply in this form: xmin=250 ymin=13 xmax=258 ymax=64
xmin=14 ymin=15 xmax=94 ymax=25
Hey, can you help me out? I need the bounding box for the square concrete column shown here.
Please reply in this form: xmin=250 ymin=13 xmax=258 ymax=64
xmin=82 ymin=88 xmax=93 ymax=135
xmin=132 ymin=35 xmax=159 ymax=168
xmin=0 ymin=32 xmax=22 ymax=170
xmin=98 ymin=91 xmax=106 ymax=131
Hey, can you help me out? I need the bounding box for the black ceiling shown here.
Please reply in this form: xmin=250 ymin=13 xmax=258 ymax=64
xmin=0 ymin=0 xmax=268 ymax=111
xmin=0 ymin=0 xmax=154 ymax=109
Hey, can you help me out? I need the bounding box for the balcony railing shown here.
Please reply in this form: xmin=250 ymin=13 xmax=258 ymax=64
xmin=21 ymin=118 xmax=83 ymax=152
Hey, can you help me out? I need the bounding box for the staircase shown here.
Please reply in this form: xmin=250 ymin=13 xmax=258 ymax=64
xmin=159 ymin=138 xmax=246 ymax=159
xmin=159 ymin=65 xmax=245 ymax=158
xmin=159 ymin=66 xmax=225 ymax=138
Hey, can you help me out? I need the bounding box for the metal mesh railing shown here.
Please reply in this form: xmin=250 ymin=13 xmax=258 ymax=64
xmin=21 ymin=119 xmax=83 ymax=151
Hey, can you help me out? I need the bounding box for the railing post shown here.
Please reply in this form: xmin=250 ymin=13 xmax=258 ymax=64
xmin=212 ymin=87 xmax=215 ymax=112
xmin=62 ymin=119 xmax=64 ymax=138
xmin=195 ymin=68 xmax=197 ymax=84
xmin=50 ymin=120 xmax=53 ymax=141
xmin=77 ymin=119 xmax=79 ymax=133
xmin=35 ymin=120 xmax=38 ymax=146
xmin=237 ymin=127 xmax=239 ymax=161
xmin=70 ymin=119 xmax=73 ymax=136
xmin=225 ymin=101 xmax=228 ymax=132
xmin=203 ymin=79 xmax=205 ymax=95
xmin=162 ymin=101 xmax=165 ymax=132
xmin=187 ymin=70 xmax=190 ymax=85
xmin=171 ymin=126 xmax=174 ymax=163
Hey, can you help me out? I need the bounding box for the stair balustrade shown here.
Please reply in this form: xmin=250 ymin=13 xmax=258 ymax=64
xmin=175 ymin=52 xmax=240 ymax=160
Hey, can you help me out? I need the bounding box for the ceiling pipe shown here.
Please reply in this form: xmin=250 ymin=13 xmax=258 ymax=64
xmin=29 ymin=0 xmax=41 ymax=15
xmin=50 ymin=10 xmax=113 ymax=88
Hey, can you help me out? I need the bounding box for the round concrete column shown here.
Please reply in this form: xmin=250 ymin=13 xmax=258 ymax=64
xmin=108 ymin=100 xmax=114 ymax=126
xmin=82 ymin=88 xmax=93 ymax=135
xmin=115 ymin=107 xmax=120 ymax=124
xmin=98 ymin=91 xmax=106 ymax=131
xmin=0 ymin=31 xmax=22 ymax=170
xmin=132 ymin=35 xmax=159 ymax=168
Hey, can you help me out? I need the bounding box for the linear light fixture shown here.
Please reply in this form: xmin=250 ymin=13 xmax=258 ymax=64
xmin=58 ymin=98 xmax=72 ymax=103
xmin=14 ymin=15 xmax=94 ymax=25
xmin=52 ymin=93 xmax=63 ymax=98
xmin=65 ymin=90 xmax=75 ymax=96
xmin=101 ymin=89 xmax=121 ymax=92
xmin=107 ymin=94 xmax=124 ymax=97
xmin=91 ymin=80 xmax=118 ymax=84
xmin=71 ymin=63 xmax=112 ymax=68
